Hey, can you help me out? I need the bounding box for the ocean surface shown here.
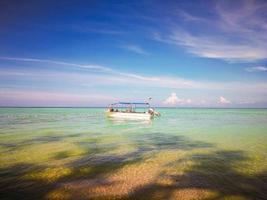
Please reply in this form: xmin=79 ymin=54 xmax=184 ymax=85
xmin=0 ymin=108 xmax=267 ymax=200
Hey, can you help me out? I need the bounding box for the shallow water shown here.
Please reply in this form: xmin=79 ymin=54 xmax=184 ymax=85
xmin=0 ymin=108 xmax=267 ymax=199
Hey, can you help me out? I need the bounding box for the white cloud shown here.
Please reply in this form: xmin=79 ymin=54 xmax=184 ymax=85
xmin=0 ymin=56 xmax=154 ymax=82
xmin=1 ymin=56 xmax=267 ymax=107
xmin=163 ymin=93 xmax=192 ymax=106
xmin=218 ymin=96 xmax=231 ymax=104
xmin=178 ymin=10 xmax=208 ymax=22
xmin=245 ymin=66 xmax=267 ymax=72
xmin=0 ymin=56 xmax=220 ymax=90
xmin=167 ymin=30 xmax=267 ymax=62
xmin=155 ymin=0 xmax=267 ymax=62
xmin=0 ymin=56 xmax=111 ymax=72
xmin=163 ymin=93 xmax=179 ymax=105
xmin=186 ymin=99 xmax=192 ymax=104
xmin=122 ymin=44 xmax=149 ymax=55
xmin=1 ymin=57 xmax=267 ymax=92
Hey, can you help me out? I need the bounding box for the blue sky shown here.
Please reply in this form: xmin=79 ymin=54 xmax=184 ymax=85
xmin=0 ymin=0 xmax=267 ymax=107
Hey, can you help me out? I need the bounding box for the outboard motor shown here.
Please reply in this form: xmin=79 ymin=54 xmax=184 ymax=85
xmin=153 ymin=110 xmax=161 ymax=117
xmin=148 ymin=108 xmax=160 ymax=117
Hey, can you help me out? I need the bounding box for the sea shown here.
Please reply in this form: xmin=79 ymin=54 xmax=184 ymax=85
xmin=0 ymin=108 xmax=267 ymax=199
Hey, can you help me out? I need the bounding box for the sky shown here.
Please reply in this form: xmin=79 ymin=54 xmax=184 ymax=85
xmin=0 ymin=0 xmax=267 ymax=107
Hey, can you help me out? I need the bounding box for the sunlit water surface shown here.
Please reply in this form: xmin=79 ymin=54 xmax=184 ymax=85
xmin=0 ymin=108 xmax=267 ymax=199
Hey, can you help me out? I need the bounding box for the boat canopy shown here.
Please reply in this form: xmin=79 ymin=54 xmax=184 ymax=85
xmin=110 ymin=102 xmax=150 ymax=107
xmin=118 ymin=102 xmax=149 ymax=105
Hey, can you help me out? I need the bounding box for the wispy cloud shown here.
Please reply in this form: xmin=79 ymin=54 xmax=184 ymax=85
xmin=245 ymin=66 xmax=267 ymax=72
xmin=0 ymin=56 xmax=111 ymax=72
xmin=156 ymin=0 xmax=267 ymax=62
xmin=167 ymin=30 xmax=266 ymax=62
xmin=1 ymin=56 xmax=267 ymax=92
xmin=177 ymin=10 xmax=208 ymax=23
xmin=122 ymin=44 xmax=149 ymax=55
xmin=0 ymin=56 xmax=156 ymax=81
xmin=1 ymin=56 xmax=267 ymax=107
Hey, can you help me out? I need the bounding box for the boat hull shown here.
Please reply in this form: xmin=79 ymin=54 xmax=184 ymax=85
xmin=106 ymin=112 xmax=152 ymax=120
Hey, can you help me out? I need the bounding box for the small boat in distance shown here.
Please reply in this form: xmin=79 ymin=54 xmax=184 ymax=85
xmin=106 ymin=102 xmax=160 ymax=120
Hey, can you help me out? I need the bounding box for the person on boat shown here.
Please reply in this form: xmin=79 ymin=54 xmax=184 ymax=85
xmin=108 ymin=107 xmax=114 ymax=112
xmin=126 ymin=106 xmax=133 ymax=112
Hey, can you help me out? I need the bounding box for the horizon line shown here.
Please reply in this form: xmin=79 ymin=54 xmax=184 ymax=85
xmin=0 ymin=106 xmax=266 ymax=109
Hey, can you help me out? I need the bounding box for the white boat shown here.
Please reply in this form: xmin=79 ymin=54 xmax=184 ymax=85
xmin=106 ymin=102 xmax=160 ymax=120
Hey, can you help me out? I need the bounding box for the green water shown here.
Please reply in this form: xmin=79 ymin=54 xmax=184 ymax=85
xmin=0 ymin=108 xmax=267 ymax=200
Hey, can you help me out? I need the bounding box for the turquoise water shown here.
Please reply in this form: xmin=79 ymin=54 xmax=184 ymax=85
xmin=0 ymin=108 xmax=267 ymax=199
